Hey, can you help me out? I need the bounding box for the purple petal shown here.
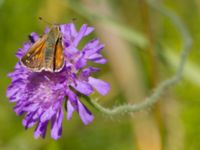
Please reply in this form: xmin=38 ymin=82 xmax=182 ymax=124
xmin=25 ymin=108 xmax=43 ymax=128
xmin=71 ymin=80 xmax=93 ymax=95
xmin=84 ymin=27 xmax=94 ymax=36
xmin=74 ymin=57 xmax=87 ymax=69
xmin=60 ymin=23 xmax=76 ymax=38
xmin=8 ymin=87 xmax=27 ymax=102
xmin=16 ymin=43 xmax=31 ymax=58
xmin=23 ymin=103 xmax=39 ymax=112
xmin=69 ymin=23 xmax=77 ymax=37
xmin=79 ymin=67 xmax=100 ymax=80
xmin=44 ymin=27 xmax=50 ymax=34
xmin=29 ymin=32 xmax=39 ymax=43
xmin=51 ymin=109 xmax=63 ymax=140
xmin=83 ymin=39 xmax=99 ymax=49
xmin=60 ymin=24 xmax=77 ymax=48
xmin=73 ymin=24 xmax=94 ymax=47
xmin=23 ymin=112 xmax=37 ymax=128
xmin=66 ymin=90 xmax=78 ymax=109
xmin=83 ymin=39 xmax=104 ymax=57
xmin=91 ymin=57 xmax=107 ymax=64
xmin=77 ymin=100 xmax=94 ymax=125
xmin=66 ymin=100 xmax=75 ymax=120
xmin=64 ymin=46 xmax=79 ymax=57
xmin=40 ymin=107 xmax=55 ymax=122
xmin=87 ymin=53 xmax=102 ymax=59
xmin=88 ymin=77 xmax=110 ymax=96
xmin=73 ymin=24 xmax=88 ymax=47
xmin=14 ymin=105 xmax=24 ymax=115
xmin=7 ymin=84 xmax=20 ymax=99
xmin=59 ymin=24 xmax=69 ymax=35
xmin=87 ymin=54 xmax=107 ymax=64
xmin=34 ymin=121 xmax=48 ymax=139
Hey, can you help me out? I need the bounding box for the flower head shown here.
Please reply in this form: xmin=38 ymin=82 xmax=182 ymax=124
xmin=7 ymin=23 xmax=110 ymax=139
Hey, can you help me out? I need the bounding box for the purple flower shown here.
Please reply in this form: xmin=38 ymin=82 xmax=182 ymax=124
xmin=7 ymin=23 xmax=110 ymax=140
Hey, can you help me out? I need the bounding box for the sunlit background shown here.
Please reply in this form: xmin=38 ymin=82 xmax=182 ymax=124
xmin=0 ymin=0 xmax=200 ymax=149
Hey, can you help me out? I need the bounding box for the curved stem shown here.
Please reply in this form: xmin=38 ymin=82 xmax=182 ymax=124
xmin=86 ymin=0 xmax=192 ymax=116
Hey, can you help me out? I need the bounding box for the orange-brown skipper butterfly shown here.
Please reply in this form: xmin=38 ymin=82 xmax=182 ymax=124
xmin=21 ymin=24 xmax=64 ymax=72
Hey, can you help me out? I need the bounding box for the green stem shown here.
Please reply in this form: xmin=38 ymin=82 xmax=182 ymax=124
xmin=86 ymin=0 xmax=192 ymax=116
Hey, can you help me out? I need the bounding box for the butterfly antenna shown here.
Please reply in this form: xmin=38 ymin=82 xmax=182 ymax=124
xmin=38 ymin=17 xmax=52 ymax=26
xmin=71 ymin=18 xmax=77 ymax=23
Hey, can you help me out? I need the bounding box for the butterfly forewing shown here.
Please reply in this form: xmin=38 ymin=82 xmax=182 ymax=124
xmin=53 ymin=38 xmax=64 ymax=71
xmin=21 ymin=35 xmax=47 ymax=72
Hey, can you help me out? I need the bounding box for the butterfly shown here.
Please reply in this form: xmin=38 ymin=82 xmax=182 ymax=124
xmin=21 ymin=25 xmax=65 ymax=72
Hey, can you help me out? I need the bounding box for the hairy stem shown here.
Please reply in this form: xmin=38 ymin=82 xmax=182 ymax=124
xmin=86 ymin=0 xmax=192 ymax=116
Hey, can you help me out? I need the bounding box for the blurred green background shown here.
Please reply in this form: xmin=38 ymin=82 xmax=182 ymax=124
xmin=0 ymin=0 xmax=200 ymax=150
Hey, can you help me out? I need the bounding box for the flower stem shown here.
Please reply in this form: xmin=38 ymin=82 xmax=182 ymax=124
xmin=87 ymin=0 xmax=192 ymax=116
